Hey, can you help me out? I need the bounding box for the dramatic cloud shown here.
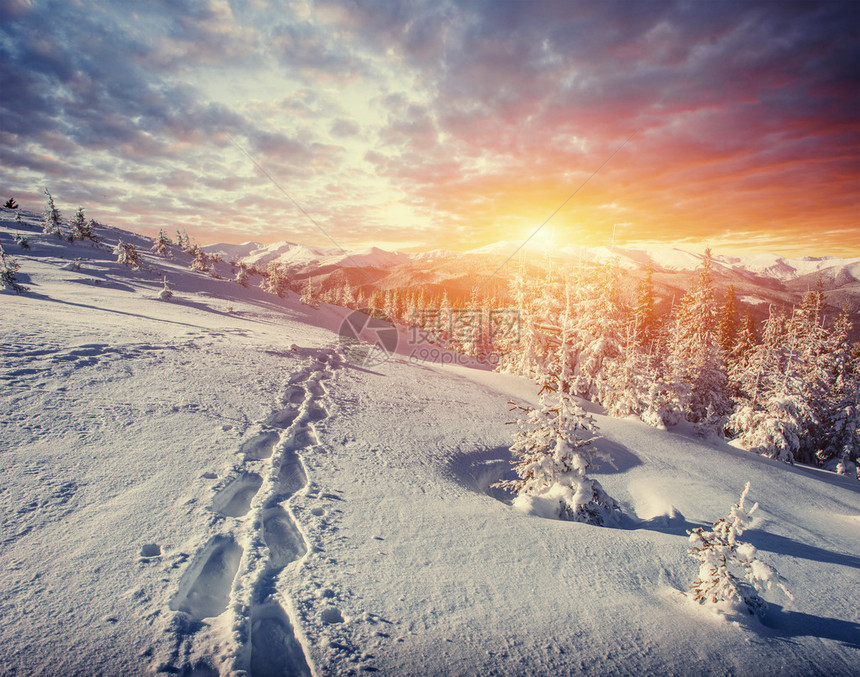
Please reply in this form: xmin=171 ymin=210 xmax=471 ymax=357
xmin=0 ymin=0 xmax=857 ymax=255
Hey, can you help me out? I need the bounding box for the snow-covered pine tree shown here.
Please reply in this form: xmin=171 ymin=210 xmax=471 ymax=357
xmin=15 ymin=210 xmax=22 ymax=223
xmin=718 ymin=285 xmax=740 ymax=356
xmin=787 ymin=284 xmax=834 ymax=463
xmin=339 ymin=284 xmax=356 ymax=309
xmin=726 ymin=308 xmax=812 ymax=463
xmin=666 ymin=250 xmax=731 ymax=430
xmin=85 ymin=219 xmax=99 ymax=242
xmin=70 ymin=207 xmax=88 ymax=240
xmin=497 ymin=262 xmax=547 ymax=378
xmin=42 ymin=188 xmax=62 ymax=237
xmin=300 ymin=278 xmax=319 ymax=308
xmin=114 ymin=239 xmax=141 ymax=270
xmin=0 ymin=242 xmax=27 ymax=293
xmin=687 ymin=483 xmax=791 ymax=616
xmin=600 ymin=323 xmax=654 ymax=420
xmin=234 ymin=266 xmax=249 ymax=287
xmin=14 ymin=232 xmax=30 ymax=249
xmin=727 ymin=311 xmax=757 ymax=399
xmin=152 ymin=229 xmax=172 ymax=256
xmin=816 ymin=306 xmax=860 ymax=478
xmin=569 ymin=263 xmax=626 ymax=402
xmin=158 ymin=276 xmax=173 ymax=301
xmin=632 ymin=261 xmax=659 ymax=350
xmin=189 ymin=244 xmax=208 ymax=271
xmin=261 ymin=261 xmax=290 ymax=297
xmin=496 ymin=282 xmax=619 ymax=525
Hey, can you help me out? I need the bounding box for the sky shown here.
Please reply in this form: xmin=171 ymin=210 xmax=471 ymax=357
xmin=1 ymin=0 xmax=858 ymax=256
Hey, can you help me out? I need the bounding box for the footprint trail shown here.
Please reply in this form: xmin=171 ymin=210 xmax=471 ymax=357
xmin=162 ymin=346 xmax=342 ymax=676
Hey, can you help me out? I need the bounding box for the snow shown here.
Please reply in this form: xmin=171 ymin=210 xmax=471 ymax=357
xmin=208 ymin=236 xmax=859 ymax=287
xmin=2 ymin=210 xmax=859 ymax=676
xmin=203 ymin=241 xmax=265 ymax=261
xmin=205 ymin=241 xmax=410 ymax=272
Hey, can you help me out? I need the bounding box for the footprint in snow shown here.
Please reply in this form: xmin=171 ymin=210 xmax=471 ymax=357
xmin=265 ymin=407 xmax=299 ymax=429
xmin=307 ymin=404 xmax=327 ymax=422
xmin=262 ymin=506 xmax=307 ymax=569
xmin=169 ymin=534 xmax=243 ymax=621
xmin=284 ymin=385 xmax=305 ymax=405
xmin=240 ymin=430 xmax=280 ymax=461
xmin=250 ymin=604 xmax=312 ymax=677
xmin=277 ymin=447 xmax=308 ymax=498
xmin=211 ymin=472 xmax=263 ymax=517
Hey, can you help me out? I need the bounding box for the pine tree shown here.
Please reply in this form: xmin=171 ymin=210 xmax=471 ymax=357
xmin=498 ymin=263 xmax=547 ymax=378
xmin=42 ymin=188 xmax=62 ymax=237
xmin=189 ymin=244 xmax=209 ymax=272
xmin=234 ymin=267 xmax=249 ymax=287
xmin=339 ymin=284 xmax=356 ymax=309
xmin=787 ymin=284 xmax=833 ymax=463
xmin=727 ymin=311 xmax=757 ymax=398
xmin=300 ymin=278 xmax=319 ymax=308
xmin=632 ymin=262 xmax=658 ymax=349
xmin=570 ymin=264 xmax=626 ymax=402
xmin=4 ymin=197 xmax=18 ymax=209
xmin=158 ymin=276 xmax=173 ymax=301
xmin=0 ymin=242 xmax=27 ymax=293
xmin=495 ymin=283 xmax=619 ymax=525
xmin=718 ymin=285 xmax=740 ymax=355
xmin=70 ymin=206 xmax=94 ymax=241
xmin=152 ymin=229 xmax=172 ymax=256
xmin=114 ymin=239 xmax=141 ymax=270
xmin=816 ymin=306 xmax=860 ymax=478
xmin=727 ymin=308 xmax=813 ymax=463
xmin=261 ymin=261 xmax=290 ymax=297
xmin=687 ymin=483 xmax=791 ymax=616
xmin=14 ymin=232 xmax=30 ymax=249
xmin=667 ymin=251 xmax=730 ymax=428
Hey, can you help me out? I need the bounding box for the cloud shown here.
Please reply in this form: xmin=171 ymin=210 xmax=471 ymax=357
xmin=0 ymin=0 xmax=856 ymax=254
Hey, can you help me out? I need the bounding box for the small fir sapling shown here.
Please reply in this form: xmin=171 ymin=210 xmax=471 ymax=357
xmin=42 ymin=188 xmax=63 ymax=237
xmin=84 ymin=219 xmax=99 ymax=242
xmin=70 ymin=207 xmax=88 ymax=240
xmin=300 ymin=278 xmax=320 ymax=308
xmin=158 ymin=276 xmax=173 ymax=301
xmin=234 ymin=266 xmax=249 ymax=287
xmin=189 ymin=244 xmax=208 ymax=271
xmin=687 ymin=482 xmax=791 ymax=616
xmin=0 ymin=242 xmax=28 ymax=293
xmin=114 ymin=239 xmax=142 ymax=270
xmin=495 ymin=283 xmax=620 ymax=526
xmin=4 ymin=197 xmax=18 ymax=209
xmin=14 ymin=232 xmax=30 ymax=249
xmin=151 ymin=229 xmax=172 ymax=256
xmin=261 ymin=261 xmax=290 ymax=297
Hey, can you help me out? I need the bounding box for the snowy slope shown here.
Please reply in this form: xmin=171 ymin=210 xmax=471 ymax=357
xmin=2 ymin=212 xmax=859 ymax=676
xmin=203 ymin=241 xmax=265 ymax=261
xmin=208 ymin=241 xmax=411 ymax=272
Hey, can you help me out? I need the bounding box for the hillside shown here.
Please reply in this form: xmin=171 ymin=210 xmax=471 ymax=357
xmin=1 ymin=212 xmax=859 ymax=676
xmin=204 ymin=238 xmax=860 ymax=340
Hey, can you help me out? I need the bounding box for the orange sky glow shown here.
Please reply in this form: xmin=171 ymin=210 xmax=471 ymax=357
xmin=1 ymin=1 xmax=858 ymax=257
